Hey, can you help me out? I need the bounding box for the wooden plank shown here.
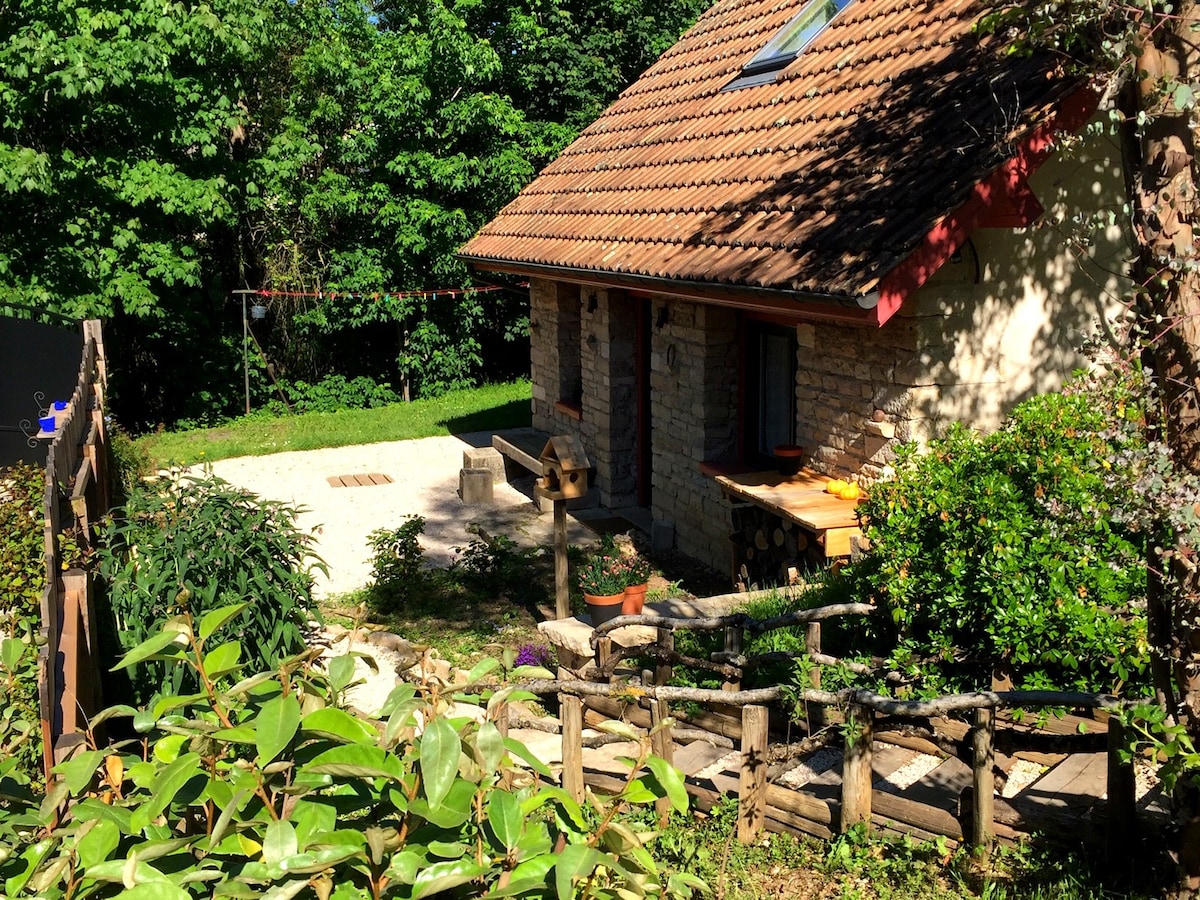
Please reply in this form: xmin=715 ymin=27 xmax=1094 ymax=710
xmin=823 ymin=526 xmax=860 ymax=558
xmin=841 ymin=704 xmax=873 ymax=831
xmin=673 ymin=741 xmax=728 ymax=777
xmin=367 ymin=473 xmax=392 ymax=485
xmin=708 ymin=772 xmax=834 ymax=826
xmin=1018 ymin=752 xmax=1107 ymax=815
xmin=872 ymin=789 xmax=965 ymax=840
xmin=871 ymin=744 xmax=919 ymax=784
xmin=492 ymin=430 xmax=549 ymax=475
xmin=326 ymin=476 xmax=345 ymax=488
xmin=714 ymin=467 xmax=864 ymax=531
xmin=902 ymin=756 xmax=973 ymax=812
xmin=739 ymin=705 xmax=771 ymax=842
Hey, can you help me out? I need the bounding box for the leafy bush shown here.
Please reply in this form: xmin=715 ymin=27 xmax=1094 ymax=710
xmin=270 ymin=374 xmax=401 ymax=414
xmin=98 ymin=469 xmax=322 ymax=705
xmin=845 ymin=371 xmax=1150 ymax=695
xmin=0 ymin=611 xmax=700 ymax=899
xmin=367 ymin=515 xmax=429 ymax=612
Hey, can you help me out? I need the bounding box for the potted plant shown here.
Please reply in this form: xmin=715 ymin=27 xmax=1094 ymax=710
xmin=620 ymin=554 xmax=654 ymax=616
xmin=577 ymin=553 xmax=630 ymax=626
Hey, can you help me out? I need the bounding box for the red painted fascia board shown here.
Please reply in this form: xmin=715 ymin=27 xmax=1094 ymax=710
xmin=869 ymin=85 xmax=1100 ymax=327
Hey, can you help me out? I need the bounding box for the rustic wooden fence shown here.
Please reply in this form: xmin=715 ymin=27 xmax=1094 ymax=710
xmin=503 ymin=602 xmax=1146 ymax=863
xmin=38 ymin=319 xmax=110 ymax=780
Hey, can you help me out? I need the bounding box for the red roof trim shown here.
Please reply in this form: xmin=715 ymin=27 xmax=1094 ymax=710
xmin=869 ymin=86 xmax=1099 ymax=327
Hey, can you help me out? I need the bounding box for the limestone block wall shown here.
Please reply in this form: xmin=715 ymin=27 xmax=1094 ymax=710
xmin=529 ymin=278 xmax=585 ymax=438
xmin=648 ymin=299 xmax=739 ymax=568
xmin=795 ymin=315 xmax=920 ymax=481
xmin=579 ymin=288 xmax=639 ymax=508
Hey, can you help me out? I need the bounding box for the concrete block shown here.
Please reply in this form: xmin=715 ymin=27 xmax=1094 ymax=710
xmin=651 ymin=519 xmax=675 ymax=554
xmin=463 ymin=446 xmax=506 ymax=484
xmin=459 ymin=468 xmax=494 ymax=506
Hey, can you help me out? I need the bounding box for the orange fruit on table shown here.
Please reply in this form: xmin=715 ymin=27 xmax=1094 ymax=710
xmin=825 ymin=479 xmax=847 ymax=494
xmin=839 ymin=483 xmax=861 ymax=500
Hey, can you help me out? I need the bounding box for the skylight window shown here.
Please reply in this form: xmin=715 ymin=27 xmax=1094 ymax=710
xmin=726 ymin=0 xmax=855 ymax=89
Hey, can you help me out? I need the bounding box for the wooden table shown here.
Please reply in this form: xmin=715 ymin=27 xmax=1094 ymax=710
xmin=713 ymin=467 xmax=864 ymax=558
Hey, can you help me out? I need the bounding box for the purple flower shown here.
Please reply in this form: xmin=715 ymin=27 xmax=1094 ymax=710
xmin=514 ymin=643 xmax=555 ymax=668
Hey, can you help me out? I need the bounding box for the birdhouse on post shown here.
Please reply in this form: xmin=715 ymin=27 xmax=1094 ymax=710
xmin=538 ymin=435 xmax=590 ymax=501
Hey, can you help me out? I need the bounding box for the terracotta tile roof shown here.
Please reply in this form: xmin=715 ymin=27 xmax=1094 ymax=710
xmin=460 ymin=0 xmax=1079 ymax=307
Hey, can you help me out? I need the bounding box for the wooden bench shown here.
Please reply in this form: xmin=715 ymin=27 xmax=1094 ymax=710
xmin=491 ymin=427 xmax=597 ymax=510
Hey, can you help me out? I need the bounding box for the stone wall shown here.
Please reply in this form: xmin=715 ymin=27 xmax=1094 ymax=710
xmin=579 ymin=287 xmax=639 ymax=508
xmin=529 ymin=278 xmax=584 ymax=437
xmin=648 ymin=299 xmax=738 ymax=568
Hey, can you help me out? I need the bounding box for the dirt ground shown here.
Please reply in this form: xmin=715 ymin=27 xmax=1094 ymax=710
xmin=200 ymin=432 xmax=602 ymax=599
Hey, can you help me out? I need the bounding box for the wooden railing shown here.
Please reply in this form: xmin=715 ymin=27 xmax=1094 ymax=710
xmin=38 ymin=319 xmax=110 ymax=780
xmin=513 ymin=601 xmax=1148 ymax=862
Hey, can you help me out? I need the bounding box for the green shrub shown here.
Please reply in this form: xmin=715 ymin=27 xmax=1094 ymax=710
xmin=846 ymin=371 xmax=1150 ymax=695
xmin=367 ymin=515 xmax=430 ymax=613
xmin=98 ymin=469 xmax=322 ymax=705
xmin=0 ymin=611 xmax=700 ymax=899
xmin=270 ymin=374 xmax=401 ymax=414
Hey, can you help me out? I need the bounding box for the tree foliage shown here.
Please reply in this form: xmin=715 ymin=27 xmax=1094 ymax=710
xmin=0 ymin=0 xmax=706 ymax=424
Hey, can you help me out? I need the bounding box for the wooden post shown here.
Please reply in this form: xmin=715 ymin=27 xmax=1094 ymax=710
xmin=554 ymin=498 xmax=569 ymax=619
xmin=971 ymin=707 xmax=994 ymax=862
xmin=1106 ymin=717 xmax=1137 ymax=855
xmin=805 ymin=622 xmax=824 ymax=730
xmin=738 ymin=704 xmax=770 ymax=843
xmin=561 ymin=692 xmax=584 ymax=803
xmin=723 ymin=625 xmax=743 ymax=692
xmin=840 ymin=703 xmax=873 ymax=832
xmin=651 ymin=629 xmax=675 ymax=823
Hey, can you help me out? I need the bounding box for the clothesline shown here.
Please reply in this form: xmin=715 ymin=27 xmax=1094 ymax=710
xmin=245 ymin=284 xmax=521 ymax=301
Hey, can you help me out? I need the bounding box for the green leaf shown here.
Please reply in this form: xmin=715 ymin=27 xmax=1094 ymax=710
xmin=1 ymin=637 xmax=26 ymax=671
xmin=643 ymin=756 xmax=689 ymax=813
xmin=115 ymin=883 xmax=189 ymax=900
xmin=475 ymin=721 xmax=505 ymax=774
xmin=486 ymin=790 xmax=522 ymax=851
xmin=111 ymin=630 xmax=187 ymax=671
xmin=53 ymin=750 xmax=106 ymax=795
xmin=198 ymin=603 xmax=249 ymax=641
xmin=305 ymin=744 xmax=403 ymax=781
xmin=301 ymin=707 xmax=378 ymax=745
xmin=204 ymin=640 xmax=242 ymax=677
xmin=76 ymin=818 xmax=121 ymax=868
xmin=419 ymin=718 xmax=460 ymax=807
xmin=263 ymin=820 xmax=299 ymax=868
xmin=555 ymin=843 xmax=601 ymax=899
xmin=129 ymin=753 xmax=202 ymax=835
xmin=503 ymin=737 xmax=551 ymax=777
xmin=412 ymin=859 xmax=489 ymax=899
xmin=328 ymin=654 xmax=356 ymax=693
xmin=257 ymin=693 xmax=302 ymax=764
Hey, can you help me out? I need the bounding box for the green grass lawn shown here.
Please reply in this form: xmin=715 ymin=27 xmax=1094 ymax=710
xmin=137 ymin=379 xmax=532 ymax=467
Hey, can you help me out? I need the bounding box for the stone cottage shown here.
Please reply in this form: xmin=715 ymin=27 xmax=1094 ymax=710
xmin=459 ymin=0 xmax=1131 ymax=579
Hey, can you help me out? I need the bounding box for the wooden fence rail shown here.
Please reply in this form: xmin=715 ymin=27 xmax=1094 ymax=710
xmin=38 ymin=319 xmax=110 ymax=782
xmin=518 ymin=597 xmax=1148 ymax=857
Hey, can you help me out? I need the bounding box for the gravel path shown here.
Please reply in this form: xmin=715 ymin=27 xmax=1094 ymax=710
xmin=201 ymin=433 xmax=598 ymax=598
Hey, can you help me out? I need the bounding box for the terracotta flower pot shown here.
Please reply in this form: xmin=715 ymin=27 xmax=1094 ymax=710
xmin=583 ymin=592 xmax=625 ymax=626
xmin=773 ymin=444 xmax=806 ymax=476
xmin=622 ymin=582 xmax=648 ymax=616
